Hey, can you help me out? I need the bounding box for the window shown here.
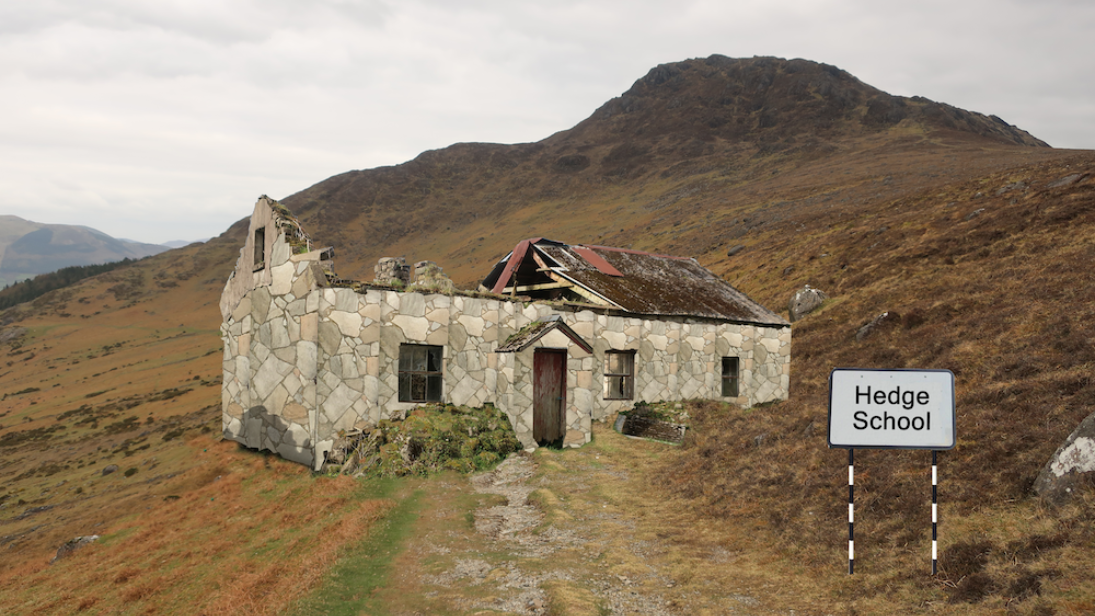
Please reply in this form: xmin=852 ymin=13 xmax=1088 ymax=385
xmin=604 ymin=351 xmax=634 ymax=400
xmin=398 ymin=344 xmax=443 ymax=402
xmin=721 ymin=357 xmax=740 ymax=397
xmin=253 ymin=227 xmax=266 ymax=270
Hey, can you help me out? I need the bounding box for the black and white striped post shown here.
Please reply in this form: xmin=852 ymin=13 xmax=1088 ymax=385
xmin=932 ymin=450 xmax=938 ymax=575
xmin=848 ymin=448 xmax=855 ymax=574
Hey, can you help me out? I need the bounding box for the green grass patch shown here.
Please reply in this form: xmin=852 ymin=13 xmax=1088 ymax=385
xmin=288 ymin=486 xmax=423 ymax=616
xmin=96 ymin=525 xmax=138 ymax=547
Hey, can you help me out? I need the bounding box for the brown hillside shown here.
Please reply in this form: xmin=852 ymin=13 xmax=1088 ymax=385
xmin=1 ymin=55 xmax=1093 ymax=613
xmin=277 ymin=56 xmax=1052 ymax=288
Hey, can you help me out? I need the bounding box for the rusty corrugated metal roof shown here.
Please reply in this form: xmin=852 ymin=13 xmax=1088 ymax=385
xmin=483 ymin=239 xmax=788 ymax=327
xmin=571 ymin=245 xmax=623 ymax=276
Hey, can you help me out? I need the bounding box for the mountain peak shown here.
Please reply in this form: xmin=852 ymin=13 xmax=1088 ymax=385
xmin=564 ymin=55 xmax=1047 ymax=149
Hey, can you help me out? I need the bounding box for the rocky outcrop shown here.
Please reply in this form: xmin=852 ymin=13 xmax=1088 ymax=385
xmin=50 ymin=535 xmax=99 ymax=564
xmin=1034 ymin=412 xmax=1095 ymax=506
xmin=0 ymin=326 xmax=26 ymax=345
xmin=1047 ymin=172 xmax=1089 ymax=189
xmin=855 ymin=311 xmax=899 ymax=342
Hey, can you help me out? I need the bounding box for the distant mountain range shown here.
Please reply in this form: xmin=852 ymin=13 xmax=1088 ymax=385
xmin=160 ymin=239 xmax=210 ymax=249
xmin=0 ymin=215 xmax=172 ymax=287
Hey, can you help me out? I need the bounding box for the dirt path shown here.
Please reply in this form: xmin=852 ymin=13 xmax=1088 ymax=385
xmin=467 ymin=454 xmax=678 ymax=615
xmin=380 ymin=424 xmax=787 ymax=616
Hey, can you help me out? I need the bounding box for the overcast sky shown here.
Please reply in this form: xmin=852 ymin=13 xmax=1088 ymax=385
xmin=2 ymin=0 xmax=1093 ymax=245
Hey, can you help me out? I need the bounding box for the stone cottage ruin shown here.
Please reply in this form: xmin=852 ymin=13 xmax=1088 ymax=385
xmin=220 ymin=197 xmax=791 ymax=469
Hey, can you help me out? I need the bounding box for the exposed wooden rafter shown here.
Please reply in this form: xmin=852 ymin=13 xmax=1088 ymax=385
xmin=502 ymin=281 xmax=573 ymax=293
xmin=530 ymin=249 xmax=616 ymax=307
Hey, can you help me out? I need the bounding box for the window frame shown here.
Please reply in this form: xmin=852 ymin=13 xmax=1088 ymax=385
xmin=603 ymin=350 xmax=635 ymax=400
xmin=398 ymin=344 xmax=444 ymax=403
xmin=721 ymin=357 xmax=740 ymax=398
xmin=253 ymin=227 xmax=266 ymax=271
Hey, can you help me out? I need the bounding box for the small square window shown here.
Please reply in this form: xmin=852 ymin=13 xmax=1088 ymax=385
xmin=721 ymin=357 xmax=740 ymax=397
xmin=604 ymin=351 xmax=634 ymax=400
xmin=398 ymin=344 xmax=443 ymax=402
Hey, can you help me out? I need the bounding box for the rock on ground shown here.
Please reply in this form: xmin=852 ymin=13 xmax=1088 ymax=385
xmin=788 ymin=285 xmax=828 ymax=322
xmin=1034 ymin=411 xmax=1095 ymax=506
xmin=50 ymin=535 xmax=99 ymax=564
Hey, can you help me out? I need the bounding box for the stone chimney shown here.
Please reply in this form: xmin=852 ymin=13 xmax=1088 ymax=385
xmin=411 ymin=261 xmax=455 ymax=293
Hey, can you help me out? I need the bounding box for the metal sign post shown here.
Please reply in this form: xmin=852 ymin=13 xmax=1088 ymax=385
xmin=828 ymin=368 xmax=956 ymax=574
xmin=932 ymin=449 xmax=938 ymax=575
xmin=848 ymin=448 xmax=855 ymax=574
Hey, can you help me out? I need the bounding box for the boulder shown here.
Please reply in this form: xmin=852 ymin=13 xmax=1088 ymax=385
xmin=1034 ymin=411 xmax=1095 ymax=506
xmin=788 ymin=285 xmax=828 ymax=322
xmin=50 ymin=535 xmax=99 ymax=564
xmin=726 ymin=245 xmax=746 ymax=257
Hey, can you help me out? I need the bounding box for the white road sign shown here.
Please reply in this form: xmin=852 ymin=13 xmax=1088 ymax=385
xmin=828 ymin=369 xmax=956 ymax=449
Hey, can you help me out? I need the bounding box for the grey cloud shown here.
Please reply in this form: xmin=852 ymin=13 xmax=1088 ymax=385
xmin=2 ymin=0 xmax=1095 ymax=243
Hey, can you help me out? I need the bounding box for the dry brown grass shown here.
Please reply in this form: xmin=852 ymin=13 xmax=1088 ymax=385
xmin=0 ymin=438 xmax=393 ymax=616
xmin=0 ymin=238 xmax=394 ymax=615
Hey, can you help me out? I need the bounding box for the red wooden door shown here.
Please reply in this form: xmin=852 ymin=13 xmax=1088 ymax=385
xmin=533 ymin=349 xmax=566 ymax=444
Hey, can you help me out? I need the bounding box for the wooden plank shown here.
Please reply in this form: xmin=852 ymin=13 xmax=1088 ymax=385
xmin=503 ymin=281 xmax=573 ymax=293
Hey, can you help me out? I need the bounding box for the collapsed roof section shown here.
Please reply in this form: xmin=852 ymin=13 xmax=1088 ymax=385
xmin=480 ymin=238 xmax=788 ymax=327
